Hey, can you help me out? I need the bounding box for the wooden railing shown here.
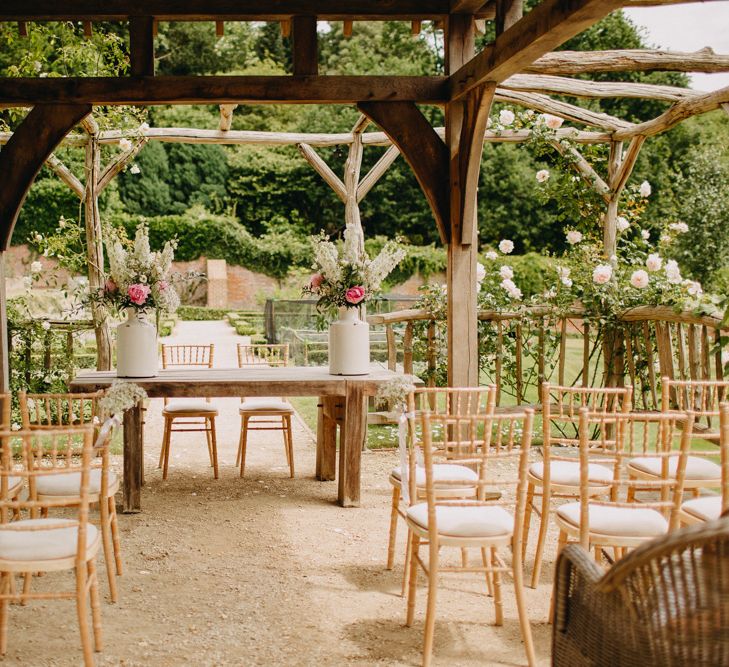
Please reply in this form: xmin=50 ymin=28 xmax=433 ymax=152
xmin=368 ymin=305 xmax=729 ymax=409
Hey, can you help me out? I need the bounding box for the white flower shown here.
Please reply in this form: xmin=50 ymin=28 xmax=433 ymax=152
xmin=556 ymin=266 xmax=570 ymax=280
xmin=476 ymin=262 xmax=486 ymax=282
xmin=499 ymin=109 xmax=515 ymax=126
xmin=42 ymin=320 xmax=51 ymax=331
xmin=499 ymin=265 xmax=514 ymax=280
xmin=646 ymin=253 xmax=662 ymax=272
xmin=140 ymin=122 xmax=150 ymax=132
xmin=34 ymin=233 xmax=43 ymax=243
xmin=685 ymin=280 xmax=703 ymax=297
xmin=30 ymin=261 xmax=42 ymax=273
xmin=669 ymin=222 xmax=689 ymax=234
xmin=630 ymin=269 xmax=649 ymax=289
xmin=536 ymin=169 xmax=550 ymax=183
xmin=616 ymin=216 xmax=630 ymax=232
xmin=639 ymin=180 xmax=652 ymax=198
xmin=561 ymin=278 xmax=573 ymax=288
xmin=58 ymin=217 xmax=66 ymax=229
xmin=566 ymin=230 xmax=583 ymax=245
xmin=22 ymin=276 xmax=32 ymax=289
xmin=11 ymin=423 xmax=20 ymax=432
xmin=641 ymin=229 xmax=650 ymax=240
xmin=665 ymin=259 xmax=682 ymax=284
xmin=139 ymin=275 xmax=148 ymax=284
xmin=129 ymin=164 xmax=141 ymax=175
xmin=592 ymin=264 xmax=613 ymax=285
xmin=501 ymin=279 xmax=522 ymax=300
xmin=542 ymin=114 xmax=564 ymax=130
xmin=485 ymin=250 xmax=498 ymax=260
xmin=119 ymin=138 xmax=133 ymax=151
xmin=498 ymin=239 xmax=514 ymax=254
xmin=660 ymin=233 xmax=671 ymax=245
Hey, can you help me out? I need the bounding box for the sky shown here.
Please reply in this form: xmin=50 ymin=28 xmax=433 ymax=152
xmin=623 ymin=3 xmax=729 ymax=91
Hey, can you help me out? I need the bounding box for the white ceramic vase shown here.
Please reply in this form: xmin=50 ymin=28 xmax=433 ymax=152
xmin=328 ymin=307 xmax=370 ymax=376
xmin=116 ymin=308 xmax=159 ymax=378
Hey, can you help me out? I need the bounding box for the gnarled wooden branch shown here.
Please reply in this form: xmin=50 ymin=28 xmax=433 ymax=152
xmin=218 ymin=104 xmax=237 ymax=131
xmin=525 ymin=48 xmax=729 ymax=75
xmin=97 ymin=138 xmax=147 ymax=193
xmin=296 ymin=143 xmax=347 ymax=202
xmin=550 ymin=139 xmax=611 ymax=200
xmin=357 ymin=145 xmax=400 ymax=202
xmin=46 ymin=154 xmax=84 ymax=198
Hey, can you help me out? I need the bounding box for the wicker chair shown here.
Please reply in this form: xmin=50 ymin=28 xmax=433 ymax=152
xmin=552 ymin=517 xmax=729 ymax=666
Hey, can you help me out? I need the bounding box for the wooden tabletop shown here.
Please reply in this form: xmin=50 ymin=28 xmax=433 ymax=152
xmin=70 ymin=366 xmax=409 ymax=399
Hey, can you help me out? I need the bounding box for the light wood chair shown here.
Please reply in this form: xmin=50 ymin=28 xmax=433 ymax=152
xmin=661 ymin=376 xmax=729 ymax=443
xmin=236 ymin=344 xmax=295 ymax=478
xmin=405 ymin=408 xmax=537 ymax=667
xmin=554 ymin=409 xmax=693 ymax=563
xmin=679 ymin=402 xmax=729 ymax=525
xmin=523 ymin=382 xmax=633 ymax=588
xmin=19 ymin=391 xmax=122 ymax=602
xmin=159 ymin=344 xmax=219 ymax=480
xmin=0 ymin=396 xmax=20 ymax=516
xmin=385 ymin=386 xmax=496 ymax=596
xmin=0 ymin=427 xmax=103 ymax=666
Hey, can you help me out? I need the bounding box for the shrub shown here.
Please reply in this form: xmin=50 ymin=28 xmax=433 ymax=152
xmin=177 ymin=306 xmax=231 ymax=321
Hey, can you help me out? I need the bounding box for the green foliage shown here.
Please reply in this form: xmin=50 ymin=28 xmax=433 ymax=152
xmin=15 ymin=177 xmax=81 ymax=242
xmin=176 ymin=306 xmax=232 ymax=321
xmin=234 ymin=321 xmax=259 ymax=336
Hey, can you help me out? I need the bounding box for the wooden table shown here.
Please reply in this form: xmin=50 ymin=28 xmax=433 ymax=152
xmin=71 ymin=366 xmax=406 ymax=512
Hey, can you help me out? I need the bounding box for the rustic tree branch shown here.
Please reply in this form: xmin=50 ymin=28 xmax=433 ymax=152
xmin=46 ymin=154 xmax=85 ymax=198
xmin=296 ymin=143 xmax=347 ymax=201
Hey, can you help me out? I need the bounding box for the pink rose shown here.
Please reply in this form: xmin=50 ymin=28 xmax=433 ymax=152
xmin=127 ymin=283 xmax=151 ymax=306
xmin=344 ymin=286 xmax=366 ymax=305
xmin=104 ymin=278 xmax=117 ymax=293
xmin=310 ymin=273 xmax=323 ymax=290
xmin=158 ymin=280 xmax=169 ymax=291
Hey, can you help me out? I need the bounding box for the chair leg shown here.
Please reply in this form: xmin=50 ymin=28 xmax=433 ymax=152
xmin=0 ymin=572 xmax=9 ymax=655
xmin=549 ymin=530 xmax=569 ymax=623
xmin=406 ymin=533 xmax=420 ymax=627
xmin=401 ymin=529 xmax=412 ymax=598
xmin=205 ymin=426 xmax=214 ymax=467
xmin=512 ymin=551 xmax=536 ymax=667
xmin=282 ymin=418 xmax=291 ymax=467
xmin=386 ymin=485 xmax=400 ymax=570
xmin=109 ymin=496 xmax=123 ymax=576
xmin=76 ymin=564 xmax=94 ymax=667
xmin=422 ymin=542 xmax=439 ymax=667
xmin=285 ymin=415 xmax=295 ymax=478
xmin=98 ymin=497 xmax=118 ymax=603
xmin=239 ymin=417 xmax=249 ymax=478
xmin=492 ymin=546 xmax=503 ymax=626
xmin=522 ymin=483 xmax=535 ymax=561
xmin=236 ymin=417 xmax=244 ymax=468
xmin=157 ymin=423 xmax=166 ymax=469
xmin=209 ymin=417 xmax=219 ymax=480
xmin=162 ymin=417 xmax=172 ymax=480
xmin=480 ymin=547 xmax=494 ymax=597
xmin=530 ymin=489 xmax=550 ymax=589
xmin=87 ymin=559 xmax=103 ymax=652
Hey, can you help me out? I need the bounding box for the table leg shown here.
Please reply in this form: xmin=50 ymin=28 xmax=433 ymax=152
xmin=338 ymin=383 xmax=366 ymax=507
xmin=316 ymin=396 xmax=337 ymax=481
xmin=122 ymin=401 xmax=144 ymax=513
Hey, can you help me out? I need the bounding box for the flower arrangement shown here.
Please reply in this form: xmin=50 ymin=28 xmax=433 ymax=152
xmin=303 ymin=226 xmax=406 ymax=316
xmin=375 ymin=376 xmax=417 ymax=413
xmin=98 ymin=381 xmax=148 ymax=419
xmin=95 ymin=224 xmax=184 ymax=316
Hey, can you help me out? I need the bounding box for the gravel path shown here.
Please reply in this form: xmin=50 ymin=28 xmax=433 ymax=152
xmin=5 ymin=321 xmax=554 ymax=666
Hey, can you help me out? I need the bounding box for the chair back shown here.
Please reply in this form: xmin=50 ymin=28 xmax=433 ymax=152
xmin=0 ymin=394 xmax=10 ymax=430
xmin=237 ymin=343 xmax=289 ymax=368
xmin=161 ymin=344 xmax=214 ymax=369
xmin=19 ymin=391 xmax=102 ymax=430
xmin=662 ymin=376 xmax=729 ymax=442
xmin=0 ymin=427 xmax=95 ymax=559
xmin=575 ymin=408 xmax=694 ymax=549
xmin=419 ymin=406 xmax=534 ymax=550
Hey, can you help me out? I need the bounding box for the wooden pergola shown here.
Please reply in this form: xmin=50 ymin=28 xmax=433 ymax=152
xmin=1 ymin=0 xmax=728 ymax=392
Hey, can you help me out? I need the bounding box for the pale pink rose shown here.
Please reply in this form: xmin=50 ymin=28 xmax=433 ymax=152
xmin=639 ymin=180 xmax=652 ymax=198
xmin=104 ymin=278 xmax=118 ymax=293
xmin=499 ymin=265 xmax=514 ymax=280
xmin=566 ymin=230 xmax=583 ymax=245
xmin=127 ymin=283 xmax=151 ymax=305
xmin=592 ymin=264 xmax=612 ymax=285
xmin=616 ymin=216 xmax=630 ymax=232
xmin=344 ymin=285 xmax=366 ymax=305
xmin=309 ymin=273 xmax=323 ymax=290
xmin=544 ymin=114 xmax=564 ymax=130
xmin=476 ymin=262 xmax=486 ymax=282
xmin=630 ymin=269 xmax=649 ymax=289
xmin=536 ymin=169 xmax=550 ymax=183
xmin=158 ymin=280 xmax=169 ymax=291
xmin=499 ymin=109 xmax=515 ymax=126
xmin=498 ymin=239 xmax=514 ymax=254
xmin=665 ymin=260 xmax=682 ymax=284
xmin=646 ymin=253 xmax=662 ymax=272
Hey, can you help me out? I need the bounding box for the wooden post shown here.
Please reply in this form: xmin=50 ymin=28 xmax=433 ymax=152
xmin=344 ymin=115 xmax=368 ymax=255
xmin=129 ymin=17 xmax=155 ymax=77
xmin=83 ymin=120 xmax=112 ymax=371
xmin=122 ymin=401 xmax=144 ymax=512
xmin=0 ymin=253 xmax=8 ymax=393
xmin=291 ymin=16 xmax=318 ymax=75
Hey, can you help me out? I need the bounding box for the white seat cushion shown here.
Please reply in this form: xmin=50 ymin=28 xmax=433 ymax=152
xmin=391 ymin=463 xmax=478 ymax=488
xmin=36 ymin=469 xmax=118 ymax=498
xmin=557 ymin=502 xmax=669 ymax=537
xmin=163 ymin=399 xmax=218 ymax=414
xmin=407 ymin=502 xmax=513 ymax=538
xmin=681 ymin=496 xmax=722 ymax=522
xmin=529 ymin=460 xmax=613 ymax=486
xmin=0 ymin=519 xmax=98 ymax=561
xmin=629 ymin=455 xmax=721 ymax=481
xmin=239 ymin=398 xmax=293 ymax=413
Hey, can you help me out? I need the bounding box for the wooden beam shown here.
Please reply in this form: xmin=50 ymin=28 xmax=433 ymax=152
xmin=526 ymin=48 xmax=729 ymax=75
xmin=17 ymin=21 xmax=27 ymax=37
xmin=495 ymin=0 xmax=522 ymax=35
xmin=495 ymin=89 xmax=632 ymax=131
xmin=46 ymin=154 xmax=85 ymax=198
xmin=0 ymin=104 xmax=91 ymax=250
xmin=218 ymin=103 xmax=237 ymax=131
xmin=0 ymin=76 xmax=448 ymax=106
xmin=83 ymin=21 xmax=93 ymax=39
xmin=500 ymin=74 xmax=698 ymax=102
xmin=280 ymin=20 xmax=291 ymax=38
xmin=357 ymin=145 xmax=400 ymax=202
xmin=291 ymin=16 xmax=318 ymax=75
xmin=358 ymin=101 xmax=449 ymax=245
xmin=450 ymin=0 xmax=624 ymax=98
xmin=613 ymin=84 xmax=729 ymax=141
xmin=296 ymin=143 xmax=347 ymax=202
xmin=451 ymin=0 xmax=489 ymax=11
xmin=215 ymin=21 xmax=224 ymax=38
xmin=129 ymin=16 xmax=155 ymax=77
xmin=0 ymin=0 xmax=452 ymax=20
xmin=343 ymin=20 xmax=353 ymax=37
